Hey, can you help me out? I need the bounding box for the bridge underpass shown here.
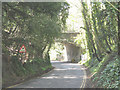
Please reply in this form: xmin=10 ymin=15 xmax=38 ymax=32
xmin=7 ymin=32 xmax=86 ymax=88
xmin=54 ymin=32 xmax=81 ymax=63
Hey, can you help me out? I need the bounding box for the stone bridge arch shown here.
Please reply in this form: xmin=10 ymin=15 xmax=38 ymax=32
xmin=55 ymin=32 xmax=81 ymax=63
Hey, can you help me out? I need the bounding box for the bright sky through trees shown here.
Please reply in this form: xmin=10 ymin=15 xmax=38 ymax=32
xmin=66 ymin=0 xmax=87 ymax=50
xmin=66 ymin=0 xmax=84 ymax=32
xmin=50 ymin=0 xmax=88 ymax=61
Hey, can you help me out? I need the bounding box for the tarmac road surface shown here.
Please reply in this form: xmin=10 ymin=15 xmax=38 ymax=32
xmin=12 ymin=61 xmax=86 ymax=88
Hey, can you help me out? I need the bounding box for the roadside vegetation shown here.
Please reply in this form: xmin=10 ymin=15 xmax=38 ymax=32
xmin=78 ymin=1 xmax=120 ymax=88
xmin=83 ymin=53 xmax=120 ymax=88
xmin=2 ymin=2 xmax=69 ymax=87
xmin=66 ymin=0 xmax=119 ymax=88
xmin=2 ymin=1 xmax=120 ymax=89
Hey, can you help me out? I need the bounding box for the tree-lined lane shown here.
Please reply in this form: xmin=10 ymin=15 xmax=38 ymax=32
xmin=13 ymin=61 xmax=86 ymax=88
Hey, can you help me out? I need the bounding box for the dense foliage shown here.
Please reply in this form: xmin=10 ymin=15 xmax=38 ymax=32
xmin=2 ymin=2 xmax=69 ymax=61
xmin=84 ymin=53 xmax=120 ymax=88
xmin=2 ymin=1 xmax=119 ymax=88
xmin=2 ymin=2 xmax=69 ymax=86
xmin=98 ymin=57 xmax=119 ymax=88
xmin=81 ymin=2 xmax=119 ymax=61
xmin=80 ymin=1 xmax=120 ymax=88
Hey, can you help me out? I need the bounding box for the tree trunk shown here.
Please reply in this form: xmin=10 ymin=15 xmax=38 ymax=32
xmin=118 ymin=2 xmax=120 ymax=56
xmin=91 ymin=11 xmax=102 ymax=57
xmin=81 ymin=2 xmax=101 ymax=62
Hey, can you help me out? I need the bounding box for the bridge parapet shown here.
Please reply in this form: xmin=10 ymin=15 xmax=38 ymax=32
xmin=55 ymin=32 xmax=80 ymax=44
xmin=60 ymin=32 xmax=80 ymax=39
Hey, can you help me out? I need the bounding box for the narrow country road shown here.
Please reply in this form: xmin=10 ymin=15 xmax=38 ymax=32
xmin=12 ymin=61 xmax=86 ymax=88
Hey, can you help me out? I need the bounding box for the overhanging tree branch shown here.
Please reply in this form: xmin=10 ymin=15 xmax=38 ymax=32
xmin=106 ymin=0 xmax=120 ymax=12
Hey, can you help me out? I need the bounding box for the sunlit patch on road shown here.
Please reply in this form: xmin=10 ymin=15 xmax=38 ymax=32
xmin=12 ymin=61 xmax=86 ymax=88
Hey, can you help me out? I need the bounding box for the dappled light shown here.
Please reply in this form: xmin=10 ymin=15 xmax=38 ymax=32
xmin=2 ymin=0 xmax=119 ymax=89
xmin=41 ymin=75 xmax=83 ymax=79
xmin=12 ymin=61 xmax=85 ymax=88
